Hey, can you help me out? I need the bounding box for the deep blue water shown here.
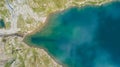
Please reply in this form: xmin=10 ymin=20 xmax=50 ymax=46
xmin=24 ymin=1 xmax=120 ymax=67
xmin=0 ymin=19 xmax=5 ymax=28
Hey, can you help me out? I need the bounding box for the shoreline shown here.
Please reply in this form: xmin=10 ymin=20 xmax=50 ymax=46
xmin=22 ymin=1 xmax=114 ymax=67
xmin=22 ymin=11 xmax=67 ymax=67
xmin=23 ymin=38 xmax=67 ymax=67
xmin=22 ymin=7 xmax=73 ymax=66
xmin=22 ymin=0 xmax=113 ymax=38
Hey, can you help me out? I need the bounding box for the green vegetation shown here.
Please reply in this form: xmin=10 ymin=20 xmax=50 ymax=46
xmin=5 ymin=22 xmax=11 ymax=29
xmin=28 ymin=0 xmax=111 ymax=15
xmin=0 ymin=0 xmax=9 ymax=18
xmin=3 ymin=37 xmax=62 ymax=67
xmin=5 ymin=59 xmax=15 ymax=67
xmin=15 ymin=0 xmax=112 ymax=34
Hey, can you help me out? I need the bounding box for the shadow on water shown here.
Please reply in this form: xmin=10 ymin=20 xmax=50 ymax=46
xmin=24 ymin=1 xmax=120 ymax=67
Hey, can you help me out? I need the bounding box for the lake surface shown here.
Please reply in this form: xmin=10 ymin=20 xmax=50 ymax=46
xmin=0 ymin=19 xmax=5 ymax=28
xmin=24 ymin=1 xmax=120 ymax=67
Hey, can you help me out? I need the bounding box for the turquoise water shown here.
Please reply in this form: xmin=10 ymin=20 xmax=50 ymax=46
xmin=0 ymin=19 xmax=5 ymax=28
xmin=24 ymin=1 xmax=120 ymax=67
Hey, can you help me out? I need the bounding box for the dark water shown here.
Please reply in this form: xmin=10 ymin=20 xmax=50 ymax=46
xmin=24 ymin=1 xmax=120 ymax=67
xmin=0 ymin=19 xmax=5 ymax=28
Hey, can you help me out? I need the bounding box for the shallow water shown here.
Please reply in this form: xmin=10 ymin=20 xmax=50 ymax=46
xmin=24 ymin=1 xmax=120 ymax=67
xmin=0 ymin=19 xmax=5 ymax=28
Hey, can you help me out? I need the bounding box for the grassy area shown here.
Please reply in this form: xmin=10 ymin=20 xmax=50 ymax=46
xmin=27 ymin=0 xmax=112 ymax=16
xmin=14 ymin=0 xmax=112 ymax=34
xmin=3 ymin=36 xmax=62 ymax=67
xmin=0 ymin=0 xmax=9 ymax=18
xmin=5 ymin=22 xmax=11 ymax=29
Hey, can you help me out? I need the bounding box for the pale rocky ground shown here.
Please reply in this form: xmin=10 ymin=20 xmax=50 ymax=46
xmin=0 ymin=36 xmax=62 ymax=67
xmin=0 ymin=0 xmax=112 ymax=67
